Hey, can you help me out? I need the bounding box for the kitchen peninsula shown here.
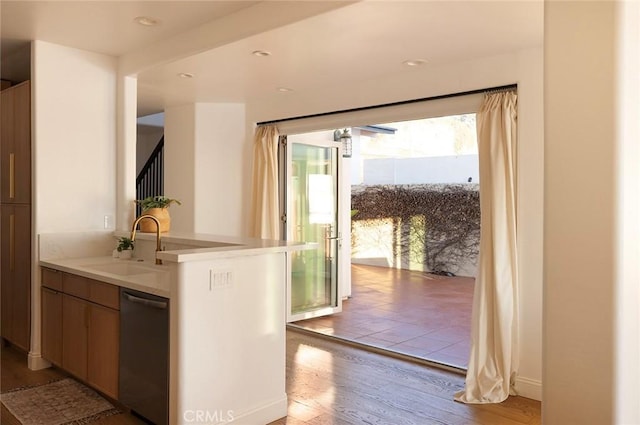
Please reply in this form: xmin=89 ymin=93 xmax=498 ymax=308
xmin=39 ymin=231 xmax=313 ymax=425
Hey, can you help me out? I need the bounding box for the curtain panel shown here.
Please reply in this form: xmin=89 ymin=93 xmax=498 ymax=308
xmin=455 ymin=91 xmax=519 ymax=403
xmin=250 ymin=125 xmax=280 ymax=240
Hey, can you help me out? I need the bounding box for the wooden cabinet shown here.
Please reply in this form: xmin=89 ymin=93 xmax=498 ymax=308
xmin=1 ymin=81 xmax=31 ymax=204
xmin=41 ymin=268 xmax=63 ymax=365
xmin=62 ymin=294 xmax=89 ymax=379
xmin=87 ymin=303 xmax=119 ymax=398
xmin=1 ymin=81 xmax=31 ymax=351
xmin=1 ymin=204 xmax=31 ymax=350
xmin=41 ymin=269 xmax=120 ymax=399
xmin=41 ymin=287 xmax=63 ymax=366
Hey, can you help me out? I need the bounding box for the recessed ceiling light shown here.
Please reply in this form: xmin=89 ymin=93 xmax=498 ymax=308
xmin=277 ymin=87 xmax=293 ymax=92
xmin=252 ymin=50 xmax=272 ymax=57
xmin=402 ymin=59 xmax=428 ymax=67
xmin=177 ymin=73 xmax=194 ymax=79
xmin=134 ymin=16 xmax=159 ymax=26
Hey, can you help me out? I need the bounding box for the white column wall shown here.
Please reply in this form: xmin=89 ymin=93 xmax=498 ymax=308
xmin=543 ymin=2 xmax=635 ymax=423
xmin=193 ymin=104 xmax=245 ymax=235
xmin=116 ymin=75 xmax=137 ymax=231
xmin=165 ymin=104 xmax=197 ymax=233
xmin=165 ymin=103 xmax=245 ymax=236
xmin=615 ymin=2 xmax=640 ymax=423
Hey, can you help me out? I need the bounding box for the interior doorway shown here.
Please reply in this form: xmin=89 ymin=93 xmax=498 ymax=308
xmin=283 ymin=113 xmax=480 ymax=370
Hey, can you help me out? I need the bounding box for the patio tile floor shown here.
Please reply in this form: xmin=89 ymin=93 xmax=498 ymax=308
xmin=293 ymin=264 xmax=474 ymax=369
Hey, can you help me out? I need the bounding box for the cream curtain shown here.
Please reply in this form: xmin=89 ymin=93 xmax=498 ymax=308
xmin=455 ymin=91 xmax=519 ymax=404
xmin=250 ymin=125 xmax=280 ymax=240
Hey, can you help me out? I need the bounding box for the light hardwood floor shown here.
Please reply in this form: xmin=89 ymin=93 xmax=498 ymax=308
xmin=2 ymin=332 xmax=540 ymax=425
xmin=271 ymin=330 xmax=541 ymax=425
xmin=0 ymin=344 xmax=143 ymax=425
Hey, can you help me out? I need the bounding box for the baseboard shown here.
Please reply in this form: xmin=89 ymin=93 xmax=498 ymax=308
xmin=515 ymin=376 xmax=542 ymax=401
xmin=28 ymin=352 xmax=52 ymax=371
xmin=212 ymin=395 xmax=288 ymax=425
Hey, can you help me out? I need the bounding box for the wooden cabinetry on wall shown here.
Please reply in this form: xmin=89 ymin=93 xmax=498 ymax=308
xmin=41 ymin=269 xmax=120 ymax=399
xmin=0 ymin=81 xmax=31 ymax=351
xmin=1 ymin=81 xmax=31 ymax=204
xmin=0 ymin=204 xmax=31 ymax=351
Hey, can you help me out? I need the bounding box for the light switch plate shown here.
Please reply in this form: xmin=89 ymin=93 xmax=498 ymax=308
xmin=209 ymin=269 xmax=233 ymax=290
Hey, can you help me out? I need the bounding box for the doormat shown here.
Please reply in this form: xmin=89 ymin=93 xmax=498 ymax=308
xmin=1 ymin=378 xmax=120 ymax=425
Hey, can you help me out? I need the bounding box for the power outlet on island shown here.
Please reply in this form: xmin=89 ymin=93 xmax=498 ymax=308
xmin=209 ymin=269 xmax=233 ymax=290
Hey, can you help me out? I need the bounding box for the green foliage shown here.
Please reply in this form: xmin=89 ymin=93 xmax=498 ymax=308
xmin=135 ymin=196 xmax=181 ymax=210
xmin=117 ymin=237 xmax=134 ymax=252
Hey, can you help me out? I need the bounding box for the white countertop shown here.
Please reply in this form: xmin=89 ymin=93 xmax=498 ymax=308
xmin=40 ymin=232 xmax=316 ymax=297
xmin=40 ymin=256 xmax=171 ymax=298
xmin=114 ymin=230 xmax=316 ymax=263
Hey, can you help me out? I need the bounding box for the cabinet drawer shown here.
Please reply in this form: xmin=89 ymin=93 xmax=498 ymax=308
xmin=89 ymin=279 xmax=119 ymax=310
xmin=62 ymin=273 xmax=89 ymax=300
xmin=41 ymin=268 xmax=63 ymax=291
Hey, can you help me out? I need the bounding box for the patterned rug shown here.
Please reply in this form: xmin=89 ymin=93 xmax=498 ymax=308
xmin=1 ymin=378 xmax=120 ymax=425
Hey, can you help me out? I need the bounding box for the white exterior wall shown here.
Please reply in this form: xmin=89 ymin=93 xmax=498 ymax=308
xmin=362 ymin=155 xmax=479 ymax=185
xmin=247 ymin=47 xmax=544 ymax=400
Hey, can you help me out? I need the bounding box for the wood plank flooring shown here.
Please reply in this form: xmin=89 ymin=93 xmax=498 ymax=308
xmin=0 ymin=344 xmax=144 ymax=425
xmin=2 ymin=331 xmax=540 ymax=425
xmin=270 ymin=330 xmax=540 ymax=425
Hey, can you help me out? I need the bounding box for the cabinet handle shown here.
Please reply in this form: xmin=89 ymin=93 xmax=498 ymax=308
xmin=123 ymin=292 xmax=168 ymax=309
xmin=9 ymin=214 xmax=15 ymax=272
xmin=43 ymin=287 xmax=60 ymax=295
xmin=9 ymin=153 xmax=15 ymax=199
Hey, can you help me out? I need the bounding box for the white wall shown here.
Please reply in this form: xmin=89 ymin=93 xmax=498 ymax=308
xmin=33 ymin=40 xmax=117 ymax=232
xmin=544 ymin=2 xmax=640 ymax=423
xmin=615 ymin=2 xmax=640 ymax=423
xmin=31 ymin=40 xmax=117 ymax=367
xmin=165 ymin=104 xmax=196 ymax=232
xmin=165 ymin=103 xmax=246 ymax=235
xmin=247 ymin=47 xmax=544 ymax=400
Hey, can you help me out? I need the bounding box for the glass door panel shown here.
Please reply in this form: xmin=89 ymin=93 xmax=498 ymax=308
xmin=286 ymin=140 xmax=342 ymax=322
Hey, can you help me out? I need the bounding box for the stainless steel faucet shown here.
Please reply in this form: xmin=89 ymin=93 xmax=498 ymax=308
xmin=130 ymin=214 xmax=163 ymax=265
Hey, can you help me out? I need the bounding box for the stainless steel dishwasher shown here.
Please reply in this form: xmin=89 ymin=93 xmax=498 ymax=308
xmin=119 ymin=288 xmax=169 ymax=425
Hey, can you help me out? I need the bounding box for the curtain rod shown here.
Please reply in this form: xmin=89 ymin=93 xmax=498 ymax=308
xmin=256 ymin=83 xmax=517 ymax=126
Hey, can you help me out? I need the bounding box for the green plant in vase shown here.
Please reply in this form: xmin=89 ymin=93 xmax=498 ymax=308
xmin=133 ymin=196 xmax=182 ymax=233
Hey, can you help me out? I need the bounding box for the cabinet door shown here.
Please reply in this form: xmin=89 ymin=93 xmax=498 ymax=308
xmin=87 ymin=304 xmax=119 ymax=399
xmin=62 ymin=295 xmax=88 ymax=380
xmin=1 ymin=87 xmax=15 ymax=203
xmin=11 ymin=81 xmax=30 ymax=204
xmin=11 ymin=204 xmax=31 ymax=350
xmin=0 ymin=210 xmax=11 ymax=339
xmin=0 ymin=204 xmax=31 ymax=350
xmin=1 ymin=82 xmax=30 ymax=204
xmin=42 ymin=287 xmax=63 ymax=366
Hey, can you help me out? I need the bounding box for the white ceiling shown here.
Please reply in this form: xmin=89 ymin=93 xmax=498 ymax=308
xmin=0 ymin=1 xmax=543 ymax=117
xmin=0 ymin=1 xmax=258 ymax=57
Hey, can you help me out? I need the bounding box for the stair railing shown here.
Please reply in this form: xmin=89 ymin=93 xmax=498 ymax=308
xmin=136 ymin=136 xmax=164 ymax=216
